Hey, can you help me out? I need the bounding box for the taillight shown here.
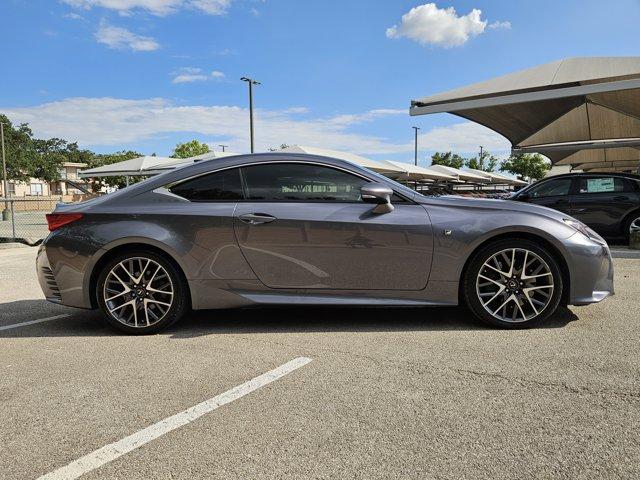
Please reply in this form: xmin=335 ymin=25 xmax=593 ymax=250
xmin=46 ymin=213 xmax=84 ymax=232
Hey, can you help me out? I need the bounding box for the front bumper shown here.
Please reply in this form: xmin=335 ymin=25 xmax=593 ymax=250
xmin=564 ymin=233 xmax=614 ymax=306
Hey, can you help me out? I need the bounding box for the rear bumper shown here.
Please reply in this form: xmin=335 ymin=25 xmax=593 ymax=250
xmin=36 ymin=240 xmax=95 ymax=309
xmin=36 ymin=245 xmax=63 ymax=304
xmin=565 ymin=234 xmax=614 ymax=306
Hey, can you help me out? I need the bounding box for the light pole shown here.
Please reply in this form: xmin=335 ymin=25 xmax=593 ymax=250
xmin=479 ymin=145 xmax=484 ymax=170
xmin=219 ymin=144 xmax=228 ymax=152
xmin=412 ymin=126 xmax=420 ymax=166
xmin=1 ymin=122 xmax=9 ymax=220
xmin=240 ymin=77 xmax=261 ymax=153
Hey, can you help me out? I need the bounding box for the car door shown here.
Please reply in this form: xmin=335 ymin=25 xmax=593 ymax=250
xmin=521 ymin=177 xmax=573 ymax=214
xmin=166 ymin=167 xmax=257 ymax=280
xmin=233 ymin=162 xmax=433 ymax=290
xmin=569 ymin=175 xmax=636 ymax=236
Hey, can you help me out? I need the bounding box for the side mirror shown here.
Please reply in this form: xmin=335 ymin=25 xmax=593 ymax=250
xmin=516 ymin=192 xmax=530 ymax=201
xmin=361 ymin=183 xmax=394 ymax=214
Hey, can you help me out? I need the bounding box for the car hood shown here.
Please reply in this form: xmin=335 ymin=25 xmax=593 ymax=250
xmin=416 ymin=194 xmax=571 ymax=222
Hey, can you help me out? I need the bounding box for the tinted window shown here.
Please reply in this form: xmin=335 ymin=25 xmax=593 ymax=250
xmin=170 ymin=168 xmax=244 ymax=201
xmin=577 ymin=177 xmax=626 ymax=194
xmin=528 ymin=178 xmax=572 ymax=198
xmin=241 ymin=163 xmax=367 ymax=202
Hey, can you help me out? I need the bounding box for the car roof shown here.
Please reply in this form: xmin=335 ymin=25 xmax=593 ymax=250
xmin=93 ymin=152 xmax=419 ymax=204
xmin=539 ymin=172 xmax=640 ymax=181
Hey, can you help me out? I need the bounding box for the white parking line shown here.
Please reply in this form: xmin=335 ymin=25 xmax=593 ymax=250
xmin=38 ymin=356 xmax=313 ymax=480
xmin=0 ymin=314 xmax=71 ymax=331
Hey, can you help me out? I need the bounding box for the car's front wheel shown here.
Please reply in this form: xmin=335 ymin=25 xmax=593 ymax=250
xmin=463 ymin=239 xmax=563 ymax=328
xmin=96 ymin=250 xmax=189 ymax=334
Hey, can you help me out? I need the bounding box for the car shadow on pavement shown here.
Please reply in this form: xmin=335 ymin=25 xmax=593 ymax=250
xmin=0 ymin=299 xmax=579 ymax=338
xmin=167 ymin=304 xmax=580 ymax=339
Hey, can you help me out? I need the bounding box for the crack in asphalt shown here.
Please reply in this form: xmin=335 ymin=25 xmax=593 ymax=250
xmin=229 ymin=335 xmax=640 ymax=401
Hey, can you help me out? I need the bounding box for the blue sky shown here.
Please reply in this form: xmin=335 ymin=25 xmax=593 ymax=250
xmin=1 ymin=0 xmax=639 ymax=165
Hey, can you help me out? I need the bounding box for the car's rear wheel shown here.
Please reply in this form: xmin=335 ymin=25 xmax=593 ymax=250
xmin=626 ymin=213 xmax=640 ymax=242
xmin=463 ymin=239 xmax=563 ymax=328
xmin=96 ymin=250 xmax=188 ymax=334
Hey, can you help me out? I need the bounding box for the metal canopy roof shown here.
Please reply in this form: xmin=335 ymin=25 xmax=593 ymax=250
xmin=410 ymin=57 xmax=640 ymax=172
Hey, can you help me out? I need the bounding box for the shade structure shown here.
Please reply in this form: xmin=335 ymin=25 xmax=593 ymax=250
xmin=427 ymin=165 xmax=490 ymax=183
xmin=464 ymin=168 xmax=528 ymax=186
xmin=280 ymin=145 xmax=404 ymax=175
xmin=384 ymin=161 xmax=456 ymax=181
xmin=78 ymin=156 xmax=176 ymax=178
xmin=79 ymin=152 xmax=240 ymax=178
xmin=158 ymin=151 xmax=240 ymax=170
xmin=410 ymin=57 xmax=640 ymax=172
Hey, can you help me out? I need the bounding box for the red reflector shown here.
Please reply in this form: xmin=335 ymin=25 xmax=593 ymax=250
xmin=46 ymin=213 xmax=84 ymax=232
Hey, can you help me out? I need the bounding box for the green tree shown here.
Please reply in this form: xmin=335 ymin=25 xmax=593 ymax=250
xmin=87 ymin=150 xmax=143 ymax=190
xmin=500 ymin=153 xmax=550 ymax=182
xmin=171 ymin=140 xmax=210 ymax=159
xmin=431 ymin=151 xmax=466 ymax=169
xmin=0 ymin=114 xmax=38 ymax=182
xmin=1 ymin=114 xmax=97 ymax=185
xmin=466 ymin=151 xmax=499 ymax=172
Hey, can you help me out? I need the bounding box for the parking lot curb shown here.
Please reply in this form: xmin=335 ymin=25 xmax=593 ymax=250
xmin=610 ymin=248 xmax=640 ymax=259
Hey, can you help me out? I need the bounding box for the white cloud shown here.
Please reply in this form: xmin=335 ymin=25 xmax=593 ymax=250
xmin=489 ymin=20 xmax=511 ymax=30
xmin=61 ymin=0 xmax=232 ymax=16
xmin=171 ymin=68 xmax=225 ymax=83
xmin=386 ymin=3 xmax=487 ymax=47
xmin=63 ymin=12 xmax=84 ymax=20
xmin=418 ymin=121 xmax=509 ymax=153
xmin=172 ymin=73 xmax=209 ymax=83
xmin=1 ymin=97 xmax=508 ymax=156
xmin=95 ymin=24 xmax=160 ymax=51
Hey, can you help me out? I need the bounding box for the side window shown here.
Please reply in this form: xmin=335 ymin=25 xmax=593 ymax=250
xmin=528 ymin=178 xmax=572 ymax=198
xmin=241 ymin=163 xmax=368 ymax=202
xmin=169 ymin=168 xmax=244 ymax=201
xmin=578 ymin=177 xmax=626 ymax=194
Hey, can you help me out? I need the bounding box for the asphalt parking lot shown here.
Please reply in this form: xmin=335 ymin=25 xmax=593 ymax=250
xmin=1 ymin=246 xmax=639 ymax=480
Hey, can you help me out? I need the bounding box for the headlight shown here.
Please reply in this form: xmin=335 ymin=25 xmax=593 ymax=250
xmin=563 ymin=218 xmax=603 ymax=242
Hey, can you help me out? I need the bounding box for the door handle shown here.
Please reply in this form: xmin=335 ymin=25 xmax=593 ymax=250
xmin=238 ymin=213 xmax=277 ymax=225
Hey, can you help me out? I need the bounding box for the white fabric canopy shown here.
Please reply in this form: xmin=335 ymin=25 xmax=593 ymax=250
xmin=79 ymin=152 xmax=239 ymax=178
xmin=465 ymin=168 xmax=528 ymax=185
xmin=384 ymin=161 xmax=457 ymax=181
xmin=78 ymin=156 xmax=176 ymax=178
xmin=280 ymin=145 xmax=404 ymax=174
xmin=427 ymin=165 xmax=490 ymax=183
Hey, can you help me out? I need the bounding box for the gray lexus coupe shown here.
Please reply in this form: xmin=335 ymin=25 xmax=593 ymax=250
xmin=37 ymin=153 xmax=614 ymax=334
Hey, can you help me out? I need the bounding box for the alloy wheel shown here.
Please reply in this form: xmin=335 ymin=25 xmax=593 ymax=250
xmin=103 ymin=257 xmax=174 ymax=328
xmin=475 ymin=248 xmax=554 ymax=323
xmin=630 ymin=216 xmax=640 ymax=234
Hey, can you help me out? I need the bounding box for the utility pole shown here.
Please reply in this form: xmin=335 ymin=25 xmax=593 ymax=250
xmin=479 ymin=145 xmax=484 ymax=170
xmin=412 ymin=126 xmax=420 ymax=166
xmin=240 ymin=77 xmax=261 ymax=153
xmin=219 ymin=144 xmax=228 ymax=152
xmin=1 ymin=122 xmax=9 ymax=220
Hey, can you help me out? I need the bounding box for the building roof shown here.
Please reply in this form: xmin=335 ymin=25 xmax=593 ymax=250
xmin=410 ymin=57 xmax=640 ymax=172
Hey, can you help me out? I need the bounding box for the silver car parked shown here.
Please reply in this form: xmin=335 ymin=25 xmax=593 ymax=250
xmin=37 ymin=153 xmax=614 ymax=334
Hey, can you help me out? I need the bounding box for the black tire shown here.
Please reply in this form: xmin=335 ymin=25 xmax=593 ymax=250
xmin=463 ymin=238 xmax=563 ymax=328
xmin=96 ymin=249 xmax=189 ymax=334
